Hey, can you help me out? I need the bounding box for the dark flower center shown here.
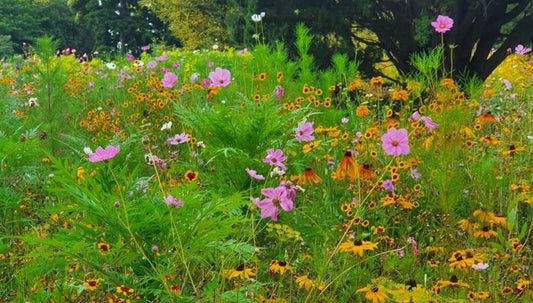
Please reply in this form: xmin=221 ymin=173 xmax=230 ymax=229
xmin=371 ymin=286 xmax=379 ymax=292
xmin=235 ymin=264 xmax=244 ymax=271
xmin=279 ymin=261 xmax=287 ymax=267
xmin=353 ymin=240 xmax=363 ymax=246
xmin=392 ymin=140 xmax=399 ymax=146
xmin=271 ymin=157 xmax=277 ymax=163
xmin=272 ymin=199 xmax=280 ymax=206
xmin=405 ymin=280 xmax=417 ymax=290
xmin=450 ymin=275 xmax=458 ymax=283
xmin=482 ymin=226 xmax=489 ymax=232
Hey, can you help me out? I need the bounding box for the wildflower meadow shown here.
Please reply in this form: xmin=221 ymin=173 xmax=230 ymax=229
xmin=1 ymin=10 xmax=532 ymax=303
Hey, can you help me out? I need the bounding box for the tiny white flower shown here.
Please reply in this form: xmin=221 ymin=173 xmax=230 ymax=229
xmin=221 ymin=100 xmax=226 ymax=104
xmin=106 ymin=62 xmax=116 ymax=70
xmin=252 ymin=34 xmax=260 ymax=40
xmin=83 ymin=147 xmax=93 ymax=155
xmin=28 ymin=97 xmax=39 ymax=107
xmin=196 ymin=141 xmax=206 ymax=149
xmin=270 ymin=166 xmax=286 ymax=177
xmin=160 ymin=121 xmax=172 ymax=131
xmin=212 ymin=44 xmax=218 ymax=50
xmin=251 ymin=14 xmax=262 ymax=22
xmin=260 ymin=12 xmax=266 ymax=18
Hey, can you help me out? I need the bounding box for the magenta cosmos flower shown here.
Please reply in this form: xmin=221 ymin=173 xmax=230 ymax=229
xmin=263 ymin=148 xmax=287 ymax=170
xmin=295 ymin=121 xmax=314 ymax=142
xmin=431 ymin=15 xmax=453 ymax=33
xmin=166 ymin=133 xmax=189 ymax=145
xmin=209 ymin=67 xmax=231 ymax=87
xmin=253 ymin=187 xmax=293 ymax=221
xmin=245 ymin=168 xmax=265 ymax=180
xmin=381 ymin=128 xmax=410 ymax=156
xmin=88 ymin=145 xmax=120 ymax=162
xmin=163 ymin=194 xmax=184 ymax=208
xmin=162 ymin=72 xmax=178 ymax=88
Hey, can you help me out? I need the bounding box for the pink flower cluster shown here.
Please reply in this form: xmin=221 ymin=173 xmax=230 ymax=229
xmin=408 ymin=111 xmax=440 ymax=133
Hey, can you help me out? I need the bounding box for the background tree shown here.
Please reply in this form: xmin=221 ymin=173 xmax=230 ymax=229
xmin=140 ymin=0 xmax=236 ymax=50
xmin=0 ymin=0 xmax=82 ymax=55
xmin=345 ymin=0 xmax=533 ymax=80
xmin=69 ymin=0 xmax=178 ymax=54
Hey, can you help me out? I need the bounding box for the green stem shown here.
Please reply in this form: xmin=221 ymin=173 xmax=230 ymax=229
xmin=441 ymin=33 xmax=445 ymax=79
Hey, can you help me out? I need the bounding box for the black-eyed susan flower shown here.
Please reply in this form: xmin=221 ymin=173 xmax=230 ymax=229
xmin=269 ymin=260 xmax=292 ymax=275
xmin=356 ymin=284 xmax=391 ymax=302
xmin=436 ymin=275 xmax=469 ymax=288
xmin=473 ymin=226 xmax=498 ymax=239
xmin=448 ymin=249 xmax=485 ymax=270
xmin=223 ymin=264 xmax=256 ymax=280
xmin=339 ymin=239 xmax=378 ymax=257
xmin=295 ymin=275 xmax=314 ymax=290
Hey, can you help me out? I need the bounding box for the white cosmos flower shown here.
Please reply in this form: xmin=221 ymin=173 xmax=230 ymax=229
xmin=251 ymin=14 xmax=262 ymax=22
xmin=106 ymin=62 xmax=117 ymax=70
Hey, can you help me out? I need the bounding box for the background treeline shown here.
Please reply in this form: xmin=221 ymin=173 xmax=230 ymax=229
xmin=1 ymin=0 xmax=532 ymax=80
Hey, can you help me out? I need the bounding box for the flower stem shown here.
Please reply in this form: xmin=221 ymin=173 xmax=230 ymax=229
xmin=441 ymin=33 xmax=445 ymax=79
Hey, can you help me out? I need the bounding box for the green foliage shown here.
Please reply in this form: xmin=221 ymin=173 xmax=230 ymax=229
xmin=0 ymin=35 xmax=14 ymax=58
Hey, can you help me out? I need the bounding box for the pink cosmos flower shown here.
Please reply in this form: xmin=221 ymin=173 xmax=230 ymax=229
xmin=502 ymin=79 xmax=512 ymax=90
xmin=86 ymin=81 xmax=95 ymax=89
xmin=166 ymin=133 xmax=190 ymax=145
xmin=141 ymin=45 xmax=150 ymax=51
xmin=253 ymin=187 xmax=293 ymax=221
xmin=274 ymin=85 xmax=284 ymax=99
xmin=383 ymin=179 xmax=395 ymax=192
xmin=155 ymin=54 xmax=169 ymax=61
xmin=263 ymin=149 xmax=287 ymax=170
xmin=163 ymin=194 xmax=184 ymax=208
xmin=209 ymin=67 xmax=231 ymax=87
xmin=277 ymin=180 xmax=296 ymax=202
xmin=295 ymin=121 xmax=314 ymax=142
xmin=431 ymin=15 xmax=454 ymax=33
xmin=420 ymin=116 xmax=440 ymax=133
xmin=381 ymin=128 xmax=410 ymax=156
xmin=201 ymin=78 xmax=211 ymax=87
xmin=162 ymin=72 xmax=178 ymax=88
xmin=409 ymin=167 xmax=421 ymax=179
xmin=126 ymin=54 xmax=135 ymax=61
xmin=88 ymin=145 xmax=120 ymax=162
xmin=147 ymin=61 xmax=157 ymax=69
xmin=515 ymin=45 xmax=531 ymax=55
xmin=472 ymin=263 xmax=489 ymax=270
xmin=246 ymin=168 xmax=265 ymax=180
xmin=407 ymin=236 xmax=418 ymax=256
xmin=408 ymin=111 xmax=421 ymax=122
